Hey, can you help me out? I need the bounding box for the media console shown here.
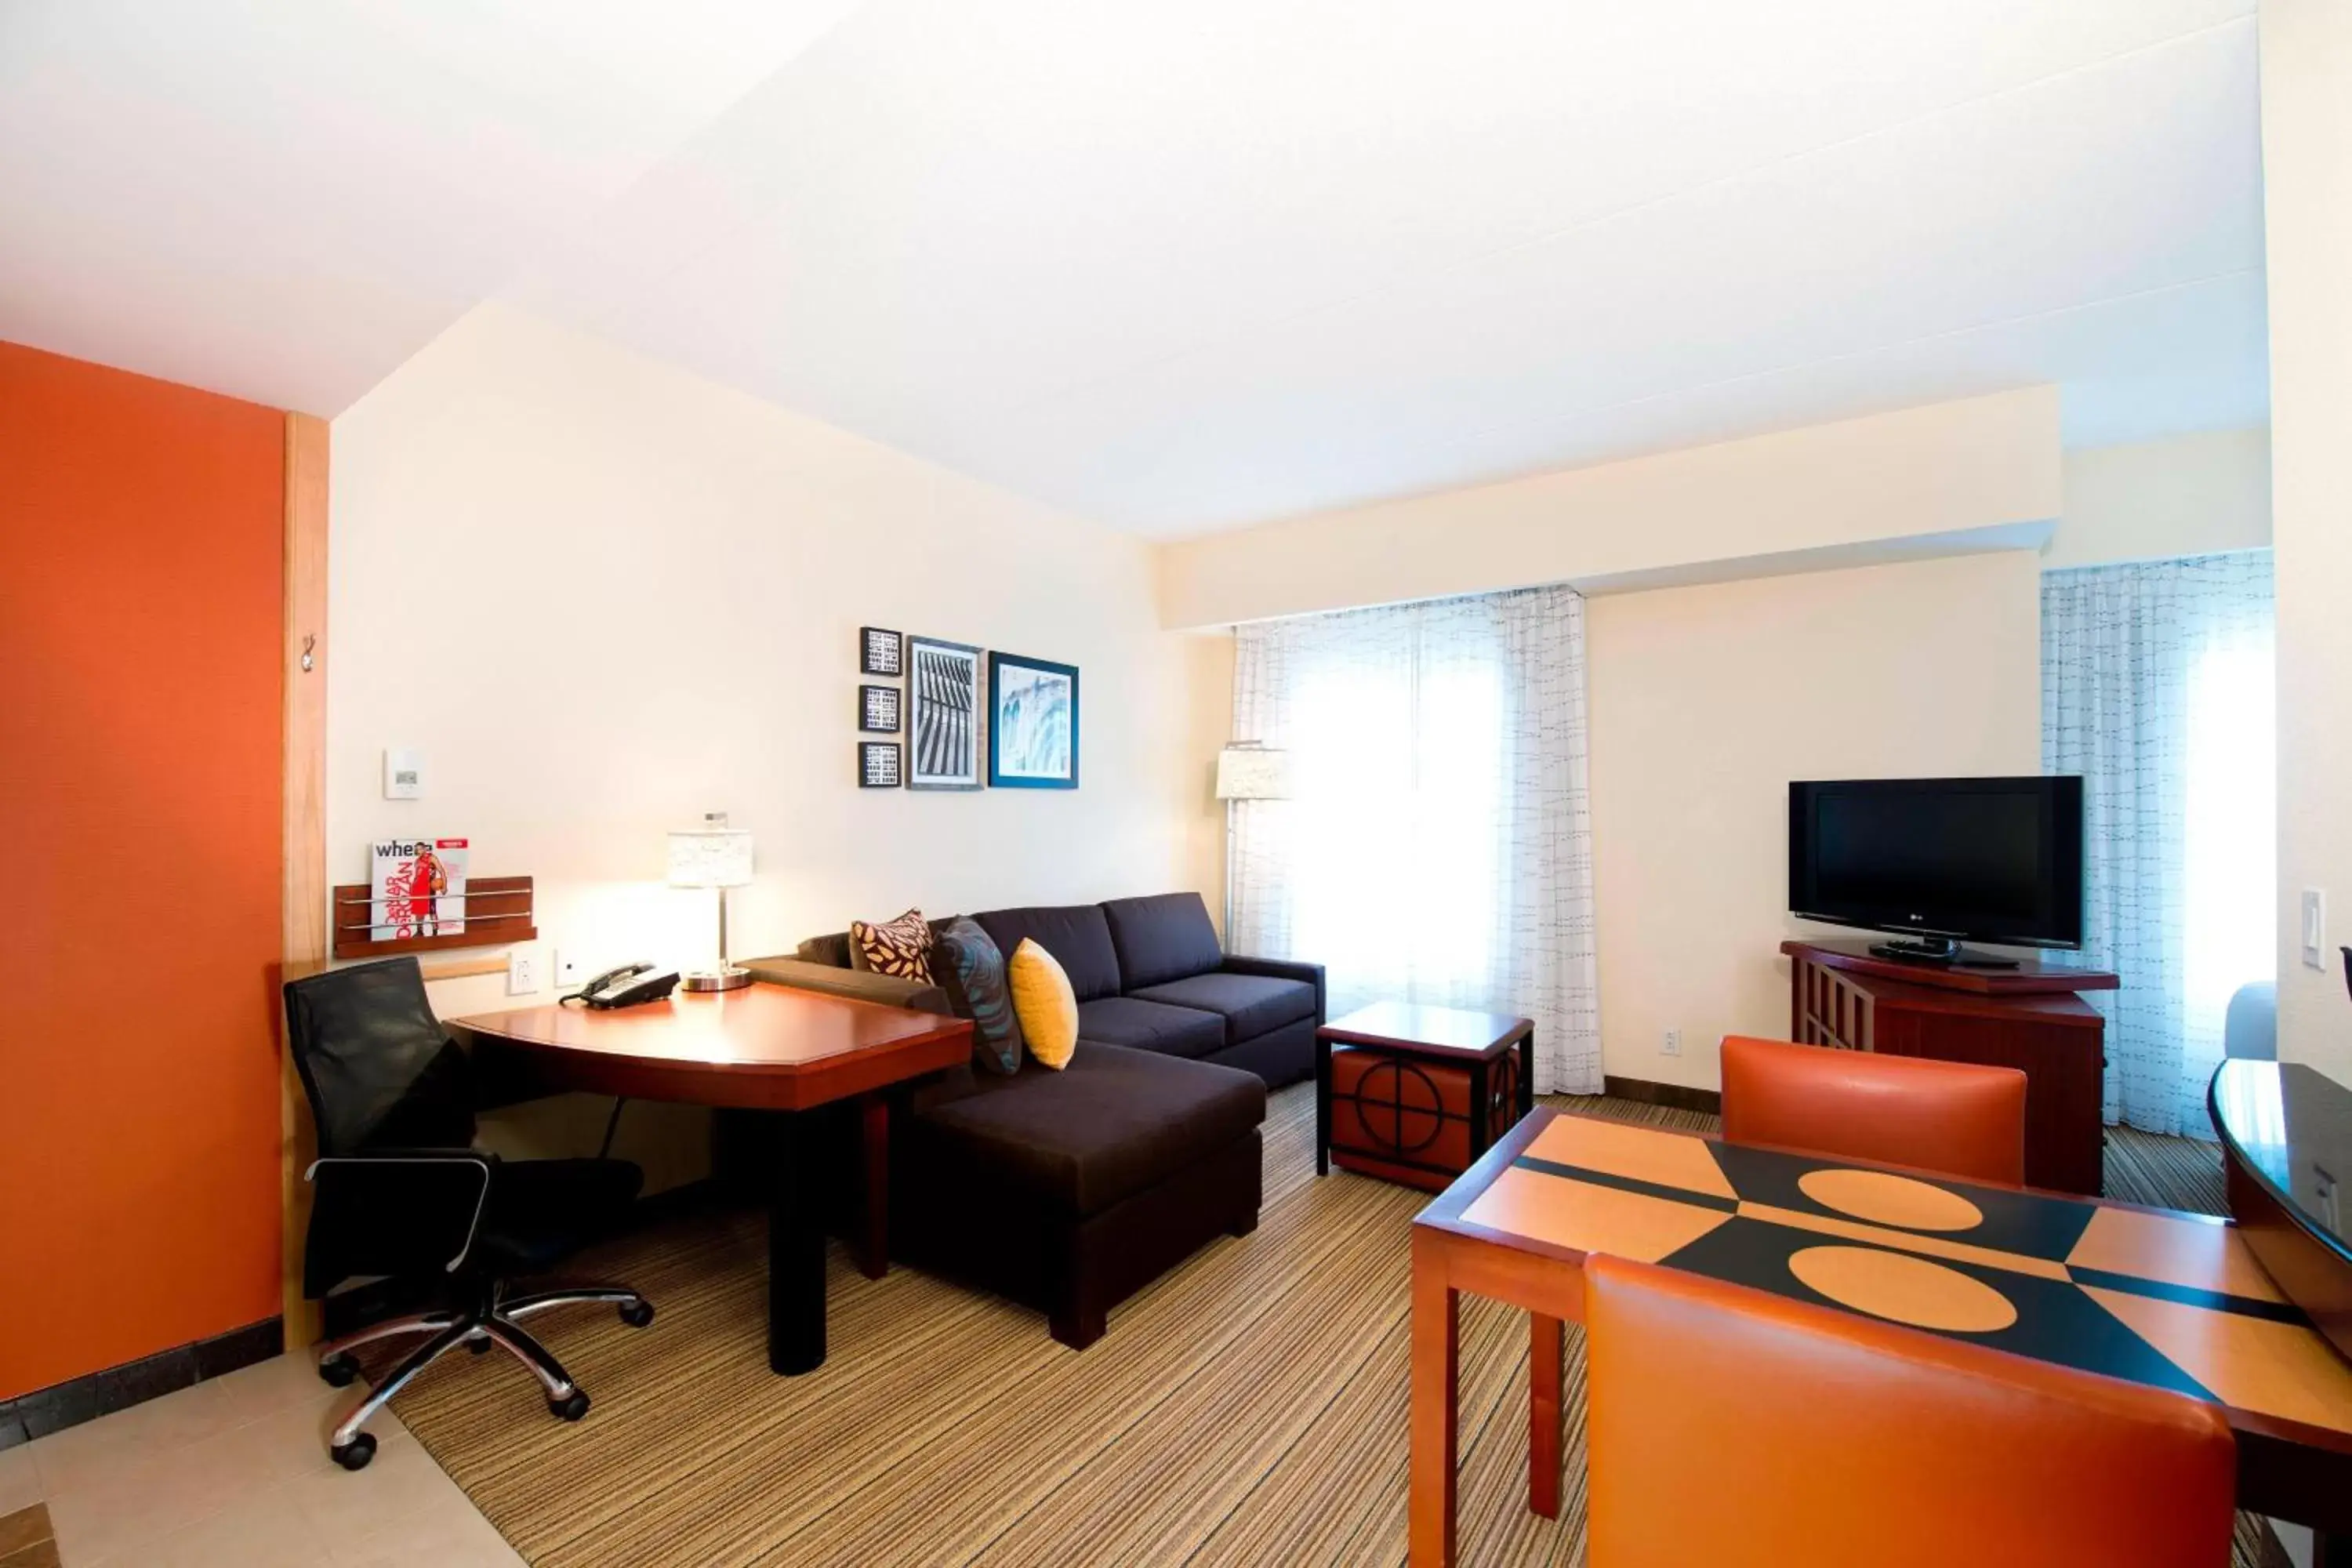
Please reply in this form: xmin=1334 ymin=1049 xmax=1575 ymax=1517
xmin=1780 ymin=938 xmax=2120 ymax=1195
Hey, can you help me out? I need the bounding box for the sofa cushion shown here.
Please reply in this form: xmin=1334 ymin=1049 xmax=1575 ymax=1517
xmin=974 ymin=905 xmax=1124 ymax=1002
xmin=797 ymin=931 xmax=855 ymax=969
xmin=1101 ymin=892 xmax=1225 ymax=990
xmin=1127 ymin=971 xmax=1317 ymax=1047
xmin=930 ymin=917 xmax=1025 ymax=1075
xmin=906 ymin=1044 xmax=1265 ymax=1216
xmin=1074 ymin=996 xmax=1227 ymax=1059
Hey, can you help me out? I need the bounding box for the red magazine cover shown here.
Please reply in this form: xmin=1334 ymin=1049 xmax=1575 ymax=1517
xmin=368 ymin=837 xmax=470 ymax=940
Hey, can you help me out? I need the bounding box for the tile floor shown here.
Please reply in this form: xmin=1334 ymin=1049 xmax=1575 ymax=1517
xmin=2 ymin=1356 xmax=518 ymax=1566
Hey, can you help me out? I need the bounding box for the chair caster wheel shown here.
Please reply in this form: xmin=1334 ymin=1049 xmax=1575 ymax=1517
xmin=331 ymin=1434 xmax=376 ymax=1472
xmin=467 ymin=1335 xmax=494 ymax=1355
xmin=318 ymin=1353 xmax=360 ymax=1388
xmin=619 ymin=1299 xmax=655 ymax=1328
xmin=550 ymin=1390 xmax=590 ymax=1421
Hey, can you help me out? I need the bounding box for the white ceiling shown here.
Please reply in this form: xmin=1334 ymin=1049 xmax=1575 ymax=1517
xmin=0 ymin=0 xmax=862 ymax=416
xmin=2 ymin=2 xmax=2267 ymax=539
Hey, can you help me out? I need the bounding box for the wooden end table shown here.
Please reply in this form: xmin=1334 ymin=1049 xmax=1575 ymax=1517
xmin=452 ymin=982 xmax=971 ymax=1377
xmin=1316 ymin=1001 xmax=1535 ymax=1186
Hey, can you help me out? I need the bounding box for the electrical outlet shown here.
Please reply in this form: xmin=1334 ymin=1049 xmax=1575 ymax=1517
xmin=1661 ymin=1028 xmax=1682 ymax=1058
xmin=554 ymin=949 xmax=583 ymax=988
xmin=506 ymin=946 xmax=540 ymax=996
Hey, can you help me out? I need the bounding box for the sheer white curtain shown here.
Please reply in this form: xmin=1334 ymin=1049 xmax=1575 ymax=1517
xmin=2042 ymin=550 xmax=2274 ymax=1136
xmin=1229 ymin=585 xmax=1601 ymax=1094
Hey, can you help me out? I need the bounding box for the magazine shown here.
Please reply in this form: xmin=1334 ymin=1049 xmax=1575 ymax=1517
xmin=368 ymin=837 xmax=470 ymax=940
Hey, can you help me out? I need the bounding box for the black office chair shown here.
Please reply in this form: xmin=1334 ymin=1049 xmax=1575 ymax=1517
xmin=285 ymin=957 xmax=655 ymax=1471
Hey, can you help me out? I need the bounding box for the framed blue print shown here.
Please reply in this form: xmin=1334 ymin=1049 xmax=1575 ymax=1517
xmin=986 ymin=652 xmax=1079 ymax=789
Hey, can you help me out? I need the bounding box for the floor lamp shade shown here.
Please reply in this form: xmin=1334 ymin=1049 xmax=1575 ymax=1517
xmin=1215 ymin=746 xmax=1291 ymax=801
xmin=668 ymin=814 xmax=753 ymax=991
xmin=1215 ymin=747 xmax=1288 ymax=945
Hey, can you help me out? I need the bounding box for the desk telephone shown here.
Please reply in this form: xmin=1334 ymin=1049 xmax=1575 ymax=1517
xmin=566 ymin=961 xmax=681 ymax=1009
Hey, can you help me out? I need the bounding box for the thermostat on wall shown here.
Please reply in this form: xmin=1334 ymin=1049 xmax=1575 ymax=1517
xmin=383 ymin=748 xmax=425 ymax=800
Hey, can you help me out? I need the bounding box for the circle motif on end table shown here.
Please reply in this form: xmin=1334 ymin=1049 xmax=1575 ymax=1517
xmin=1352 ymin=1058 xmax=1447 ymax=1156
xmin=1785 ymin=1244 xmax=2018 ymax=1334
xmin=1798 ymin=1168 xmax=1985 ymax=1232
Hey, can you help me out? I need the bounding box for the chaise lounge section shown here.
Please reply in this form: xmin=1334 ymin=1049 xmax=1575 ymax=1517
xmin=744 ymin=891 xmax=1320 ymax=1347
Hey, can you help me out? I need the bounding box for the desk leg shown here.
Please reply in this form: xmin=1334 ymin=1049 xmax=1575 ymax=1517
xmin=1316 ymin=1033 xmax=1333 ymax=1176
xmin=859 ymin=1094 xmax=889 ymax=1282
xmin=1528 ymin=1311 xmax=1564 ymax=1519
xmin=768 ymin=1112 xmax=826 ymax=1376
xmin=1410 ymin=1229 xmax=1460 ymax=1568
xmin=1518 ymin=1029 xmax=1535 ymax=1122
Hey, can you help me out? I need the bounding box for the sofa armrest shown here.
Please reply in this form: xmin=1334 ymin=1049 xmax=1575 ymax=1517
xmin=739 ymin=955 xmax=951 ymax=1015
xmin=1221 ymin=954 xmax=1327 ymax=1024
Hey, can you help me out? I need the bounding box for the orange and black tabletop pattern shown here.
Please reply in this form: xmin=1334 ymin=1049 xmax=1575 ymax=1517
xmin=1455 ymin=1113 xmax=2352 ymax=1436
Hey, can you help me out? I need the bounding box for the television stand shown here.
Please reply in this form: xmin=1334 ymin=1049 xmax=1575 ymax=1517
xmin=1781 ymin=939 xmax=2120 ymax=1194
xmin=1867 ymin=936 xmax=2019 ymax=970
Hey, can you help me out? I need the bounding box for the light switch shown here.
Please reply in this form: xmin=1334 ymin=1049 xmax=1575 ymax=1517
xmin=383 ymin=748 xmax=424 ymax=800
xmin=2303 ymin=889 xmax=2328 ymax=971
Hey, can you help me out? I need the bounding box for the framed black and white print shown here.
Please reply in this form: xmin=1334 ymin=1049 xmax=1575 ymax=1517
xmin=859 ymin=684 xmax=902 ymax=734
xmin=858 ymin=742 xmax=902 ymax=789
xmin=987 ymin=652 xmax=1079 ymax=789
xmin=905 ymin=636 xmax=985 ymax=791
xmin=860 ymin=626 xmax=903 ymax=677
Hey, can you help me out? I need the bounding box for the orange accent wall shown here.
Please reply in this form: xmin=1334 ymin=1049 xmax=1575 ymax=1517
xmin=0 ymin=339 xmax=285 ymax=1399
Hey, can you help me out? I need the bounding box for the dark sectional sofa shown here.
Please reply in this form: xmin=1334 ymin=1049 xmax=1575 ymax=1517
xmin=744 ymin=891 xmax=1323 ymax=1348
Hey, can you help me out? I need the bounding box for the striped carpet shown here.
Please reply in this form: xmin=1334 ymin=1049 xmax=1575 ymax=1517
xmin=387 ymin=1088 xmax=2288 ymax=1566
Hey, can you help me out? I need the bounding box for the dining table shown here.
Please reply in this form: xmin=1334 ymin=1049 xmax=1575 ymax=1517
xmin=1410 ymin=1105 xmax=2352 ymax=1566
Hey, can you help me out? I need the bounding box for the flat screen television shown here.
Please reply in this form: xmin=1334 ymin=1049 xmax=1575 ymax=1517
xmin=1788 ymin=775 xmax=2084 ymax=967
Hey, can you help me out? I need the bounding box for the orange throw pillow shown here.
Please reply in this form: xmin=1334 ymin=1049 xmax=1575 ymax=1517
xmin=1007 ymin=938 xmax=1079 ymax=1069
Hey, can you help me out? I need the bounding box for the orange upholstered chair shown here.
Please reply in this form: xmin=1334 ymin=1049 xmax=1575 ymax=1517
xmin=1719 ymin=1033 xmax=2027 ymax=1185
xmin=1530 ymin=1035 xmax=2036 ymax=1521
xmin=1582 ymin=1254 xmax=2237 ymax=1568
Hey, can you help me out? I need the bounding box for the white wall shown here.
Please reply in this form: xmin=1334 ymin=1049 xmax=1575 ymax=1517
xmin=2263 ymin=0 xmax=2352 ymax=1084
xmin=1156 ymin=387 xmax=2060 ymax=629
xmin=329 ymin=304 xmax=1225 ymax=1177
xmin=2046 ymin=428 xmax=2271 ymax=571
xmin=1585 ymin=552 xmax=2044 ymax=1091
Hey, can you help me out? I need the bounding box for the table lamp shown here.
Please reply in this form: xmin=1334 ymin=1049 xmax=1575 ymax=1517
xmin=668 ymin=811 xmax=755 ymax=993
xmin=1214 ymin=743 xmax=1290 ymax=942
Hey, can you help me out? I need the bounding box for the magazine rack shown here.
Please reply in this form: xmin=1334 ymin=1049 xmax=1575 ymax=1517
xmin=329 ymin=874 xmax=537 ymax=961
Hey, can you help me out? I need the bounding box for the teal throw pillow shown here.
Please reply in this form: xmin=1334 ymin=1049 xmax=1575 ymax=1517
xmin=931 ymin=916 xmax=1025 ymax=1074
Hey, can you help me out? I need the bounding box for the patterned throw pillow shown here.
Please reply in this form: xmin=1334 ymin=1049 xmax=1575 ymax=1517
xmin=850 ymin=909 xmax=935 ymax=981
xmin=1007 ymin=938 xmax=1079 ymax=1070
xmin=930 ymin=917 xmax=1025 ymax=1075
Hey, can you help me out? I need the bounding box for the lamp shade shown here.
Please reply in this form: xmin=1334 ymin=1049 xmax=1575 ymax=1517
xmin=667 ymin=813 xmax=754 ymax=888
xmin=1215 ymin=746 xmax=1292 ymax=801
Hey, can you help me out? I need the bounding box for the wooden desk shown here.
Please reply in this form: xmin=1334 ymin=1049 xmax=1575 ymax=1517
xmin=1410 ymin=1109 xmax=2352 ymax=1566
xmin=451 ymin=983 xmax=971 ymax=1376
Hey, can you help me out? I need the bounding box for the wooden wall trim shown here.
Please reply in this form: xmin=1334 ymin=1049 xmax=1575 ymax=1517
xmin=1599 ymin=1075 xmax=1722 ymax=1116
xmin=279 ymin=412 xmax=328 ymax=1351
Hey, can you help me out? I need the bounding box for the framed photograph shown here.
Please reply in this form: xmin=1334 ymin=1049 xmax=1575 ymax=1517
xmin=858 ymin=683 xmax=902 ymax=734
xmin=988 ymin=652 xmax=1079 ymax=789
xmin=905 ymin=635 xmax=985 ymax=791
xmin=858 ymin=742 xmax=902 ymax=789
xmin=859 ymin=626 xmax=902 ymax=677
